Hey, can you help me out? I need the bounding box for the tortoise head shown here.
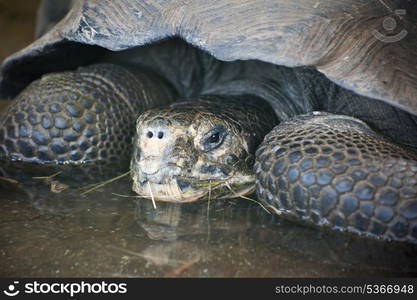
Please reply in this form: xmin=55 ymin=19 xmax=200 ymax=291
xmin=131 ymin=96 xmax=278 ymax=202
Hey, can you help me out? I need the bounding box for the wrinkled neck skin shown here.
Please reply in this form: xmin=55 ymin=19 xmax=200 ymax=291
xmin=106 ymin=39 xmax=417 ymax=149
xmin=130 ymin=95 xmax=278 ymax=203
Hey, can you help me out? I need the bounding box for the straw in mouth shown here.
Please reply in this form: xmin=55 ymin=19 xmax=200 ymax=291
xmin=132 ymin=174 xmax=256 ymax=203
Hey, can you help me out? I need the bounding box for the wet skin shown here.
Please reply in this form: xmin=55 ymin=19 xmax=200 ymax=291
xmin=1 ymin=63 xmax=417 ymax=244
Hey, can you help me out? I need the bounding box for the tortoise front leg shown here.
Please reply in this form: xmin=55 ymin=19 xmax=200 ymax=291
xmin=255 ymin=112 xmax=417 ymax=244
xmin=0 ymin=63 xmax=176 ymax=165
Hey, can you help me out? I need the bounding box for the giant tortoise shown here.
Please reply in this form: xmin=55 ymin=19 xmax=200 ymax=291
xmin=0 ymin=0 xmax=416 ymax=244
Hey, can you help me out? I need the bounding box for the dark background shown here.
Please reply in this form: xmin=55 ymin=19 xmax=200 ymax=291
xmin=0 ymin=0 xmax=40 ymax=66
xmin=0 ymin=0 xmax=39 ymax=110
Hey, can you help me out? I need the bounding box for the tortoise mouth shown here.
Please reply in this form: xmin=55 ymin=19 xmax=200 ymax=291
xmin=131 ymin=174 xmax=256 ymax=203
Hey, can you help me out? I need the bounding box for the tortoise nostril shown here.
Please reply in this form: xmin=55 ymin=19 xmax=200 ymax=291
xmin=147 ymin=131 xmax=153 ymax=138
xmin=158 ymin=132 xmax=164 ymax=139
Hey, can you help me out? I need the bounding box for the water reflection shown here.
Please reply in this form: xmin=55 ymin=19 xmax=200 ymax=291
xmin=0 ymin=161 xmax=416 ymax=277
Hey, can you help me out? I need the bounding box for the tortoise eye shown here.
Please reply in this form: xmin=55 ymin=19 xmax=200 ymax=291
xmin=202 ymin=126 xmax=227 ymax=151
xmin=207 ymin=132 xmax=220 ymax=144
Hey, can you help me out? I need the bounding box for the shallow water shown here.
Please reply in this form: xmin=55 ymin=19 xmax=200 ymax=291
xmin=0 ymin=2 xmax=416 ymax=277
xmin=0 ymin=161 xmax=416 ymax=277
